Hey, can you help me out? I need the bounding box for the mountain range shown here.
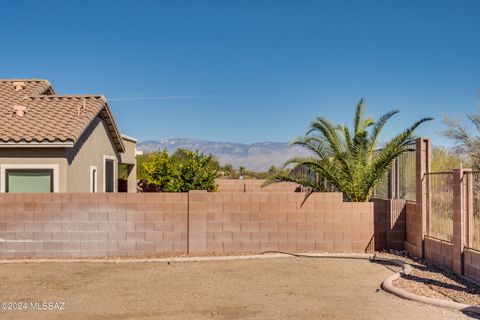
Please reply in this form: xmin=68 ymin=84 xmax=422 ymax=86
xmin=137 ymin=138 xmax=311 ymax=171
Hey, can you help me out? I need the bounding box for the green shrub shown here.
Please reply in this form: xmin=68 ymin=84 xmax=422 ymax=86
xmin=142 ymin=149 xmax=218 ymax=192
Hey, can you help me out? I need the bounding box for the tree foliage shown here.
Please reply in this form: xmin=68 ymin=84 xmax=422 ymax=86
xmin=142 ymin=149 xmax=218 ymax=192
xmin=442 ymin=114 xmax=480 ymax=169
xmin=431 ymin=147 xmax=469 ymax=172
xmin=268 ymin=99 xmax=432 ymax=202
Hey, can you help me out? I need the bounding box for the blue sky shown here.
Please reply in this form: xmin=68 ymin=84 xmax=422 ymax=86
xmin=1 ymin=0 xmax=479 ymax=144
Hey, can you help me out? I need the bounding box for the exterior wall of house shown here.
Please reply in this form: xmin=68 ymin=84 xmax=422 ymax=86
xmin=119 ymin=137 xmax=136 ymax=165
xmin=0 ymin=148 xmax=68 ymax=192
xmin=0 ymin=117 xmax=133 ymax=193
xmin=120 ymin=136 xmax=137 ymax=193
xmin=66 ymin=117 xmax=120 ymax=193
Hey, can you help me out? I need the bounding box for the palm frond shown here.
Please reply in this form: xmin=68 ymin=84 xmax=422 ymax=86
xmin=368 ymin=110 xmax=399 ymax=152
xmin=354 ymin=98 xmax=365 ymax=134
xmin=268 ymin=100 xmax=431 ymax=202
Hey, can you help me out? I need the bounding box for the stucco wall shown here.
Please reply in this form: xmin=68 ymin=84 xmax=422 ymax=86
xmin=119 ymin=137 xmax=136 ymax=165
xmin=66 ymin=117 xmax=120 ymax=192
xmin=0 ymin=117 xmax=131 ymax=193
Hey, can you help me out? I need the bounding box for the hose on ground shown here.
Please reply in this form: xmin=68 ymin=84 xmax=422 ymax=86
xmin=259 ymin=251 xmax=404 ymax=272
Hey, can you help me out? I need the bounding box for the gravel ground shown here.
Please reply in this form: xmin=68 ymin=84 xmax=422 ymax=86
xmin=0 ymin=257 xmax=468 ymax=320
xmin=383 ymin=252 xmax=480 ymax=306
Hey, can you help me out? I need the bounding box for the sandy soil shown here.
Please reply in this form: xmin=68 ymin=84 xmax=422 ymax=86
xmin=0 ymin=257 xmax=470 ymax=319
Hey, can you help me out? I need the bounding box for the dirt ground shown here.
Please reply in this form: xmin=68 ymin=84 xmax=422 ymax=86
xmin=0 ymin=257 xmax=472 ymax=320
xmin=384 ymin=253 xmax=480 ymax=306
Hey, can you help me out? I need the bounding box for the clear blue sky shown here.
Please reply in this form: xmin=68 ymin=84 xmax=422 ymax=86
xmin=1 ymin=0 xmax=479 ymax=144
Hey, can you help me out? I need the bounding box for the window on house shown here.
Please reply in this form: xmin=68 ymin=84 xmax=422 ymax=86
xmin=6 ymin=169 xmax=53 ymax=193
xmin=105 ymin=159 xmax=115 ymax=192
xmin=90 ymin=167 xmax=97 ymax=193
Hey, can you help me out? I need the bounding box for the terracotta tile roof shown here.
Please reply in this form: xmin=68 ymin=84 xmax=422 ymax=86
xmin=0 ymin=79 xmax=125 ymax=152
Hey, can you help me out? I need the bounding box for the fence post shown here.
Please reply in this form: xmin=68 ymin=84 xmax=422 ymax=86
xmin=466 ymin=171 xmax=474 ymax=248
xmin=415 ymin=138 xmax=430 ymax=258
xmin=452 ymin=169 xmax=470 ymax=274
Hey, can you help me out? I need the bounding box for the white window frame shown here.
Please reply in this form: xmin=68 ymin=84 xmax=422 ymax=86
xmin=0 ymin=164 xmax=59 ymax=193
xmin=90 ymin=165 xmax=98 ymax=193
xmin=103 ymin=155 xmax=117 ymax=192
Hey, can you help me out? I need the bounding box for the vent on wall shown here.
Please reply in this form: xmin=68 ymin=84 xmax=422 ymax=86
xmin=13 ymin=105 xmax=27 ymax=117
xmin=12 ymin=81 xmax=26 ymax=91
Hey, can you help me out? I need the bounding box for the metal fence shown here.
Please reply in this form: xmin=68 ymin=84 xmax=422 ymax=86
xmin=373 ymin=143 xmax=416 ymax=200
xmin=466 ymin=171 xmax=480 ymax=250
xmin=290 ymin=165 xmax=337 ymax=192
xmin=427 ymin=172 xmax=454 ymax=242
xmin=292 ymin=143 xmax=416 ymax=199
xmin=397 ymin=145 xmax=416 ymax=201
xmin=373 ymin=171 xmax=389 ymax=199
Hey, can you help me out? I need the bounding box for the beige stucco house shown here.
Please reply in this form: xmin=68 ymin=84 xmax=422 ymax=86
xmin=0 ymin=79 xmax=137 ymax=193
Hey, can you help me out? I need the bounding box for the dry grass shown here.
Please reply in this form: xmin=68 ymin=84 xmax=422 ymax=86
xmin=428 ymin=173 xmax=454 ymax=242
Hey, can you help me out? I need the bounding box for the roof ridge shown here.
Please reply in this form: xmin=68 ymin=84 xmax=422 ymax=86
xmin=25 ymin=94 xmax=106 ymax=101
xmin=0 ymin=79 xmax=50 ymax=83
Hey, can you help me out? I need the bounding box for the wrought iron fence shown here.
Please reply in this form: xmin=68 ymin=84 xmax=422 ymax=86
xmin=373 ymin=171 xmax=389 ymax=199
xmin=373 ymin=143 xmax=416 ymax=200
xmin=466 ymin=171 xmax=480 ymax=250
xmin=427 ymin=172 xmax=454 ymax=242
xmin=290 ymin=165 xmax=337 ymax=192
xmin=292 ymin=143 xmax=416 ymax=199
xmin=397 ymin=145 xmax=416 ymax=201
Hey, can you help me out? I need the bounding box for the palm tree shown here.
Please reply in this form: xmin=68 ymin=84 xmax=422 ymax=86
xmin=269 ymin=99 xmax=433 ymax=202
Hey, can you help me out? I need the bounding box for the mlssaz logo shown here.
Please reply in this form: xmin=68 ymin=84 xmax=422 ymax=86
xmin=30 ymin=301 xmax=65 ymax=311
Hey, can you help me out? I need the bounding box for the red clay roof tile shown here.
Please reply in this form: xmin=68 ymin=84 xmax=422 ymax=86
xmin=0 ymin=79 xmax=125 ymax=151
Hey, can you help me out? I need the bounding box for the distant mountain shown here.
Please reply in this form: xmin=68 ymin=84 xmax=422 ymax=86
xmin=137 ymin=138 xmax=311 ymax=171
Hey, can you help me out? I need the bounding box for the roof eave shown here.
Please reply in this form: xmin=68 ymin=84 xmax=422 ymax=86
xmin=99 ymin=97 xmax=126 ymax=153
xmin=0 ymin=141 xmax=74 ymax=148
xmin=121 ymin=134 xmax=138 ymax=143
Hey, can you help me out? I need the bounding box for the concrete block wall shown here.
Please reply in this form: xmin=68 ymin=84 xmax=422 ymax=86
xmin=424 ymin=237 xmax=454 ymax=270
xmin=404 ymin=201 xmax=419 ymax=255
xmin=0 ymin=191 xmax=374 ymax=259
xmin=403 ymin=138 xmax=480 ymax=284
xmin=197 ymin=192 xmax=374 ymax=254
xmin=373 ymin=198 xmax=406 ymax=251
xmin=464 ymin=249 xmax=480 ymax=282
xmin=215 ymin=179 xmax=302 ymax=193
xmin=0 ymin=193 xmax=188 ymax=258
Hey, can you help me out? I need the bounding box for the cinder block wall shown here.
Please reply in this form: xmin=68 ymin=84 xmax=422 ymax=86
xmin=424 ymin=237 xmax=454 ymax=270
xmin=464 ymin=249 xmax=480 ymax=282
xmin=404 ymin=201 xmax=419 ymax=255
xmin=0 ymin=191 xmax=374 ymax=259
xmin=372 ymin=199 xmax=406 ymax=251
xmin=194 ymin=191 xmax=374 ymax=254
xmin=215 ymin=179 xmax=301 ymax=193
xmin=0 ymin=193 xmax=188 ymax=258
